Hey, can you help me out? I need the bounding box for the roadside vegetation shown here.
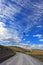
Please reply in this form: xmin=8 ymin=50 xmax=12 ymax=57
xmin=28 ymin=50 xmax=43 ymax=62
xmin=0 ymin=45 xmax=16 ymax=63
xmin=8 ymin=46 xmax=43 ymax=62
xmin=0 ymin=45 xmax=43 ymax=63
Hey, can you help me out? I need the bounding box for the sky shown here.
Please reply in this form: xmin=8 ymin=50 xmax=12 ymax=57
xmin=0 ymin=0 xmax=43 ymax=49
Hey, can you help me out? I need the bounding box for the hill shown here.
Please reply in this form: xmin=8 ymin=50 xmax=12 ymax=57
xmin=7 ymin=46 xmax=31 ymax=53
xmin=7 ymin=46 xmax=43 ymax=62
xmin=0 ymin=45 xmax=16 ymax=63
xmin=0 ymin=45 xmax=43 ymax=62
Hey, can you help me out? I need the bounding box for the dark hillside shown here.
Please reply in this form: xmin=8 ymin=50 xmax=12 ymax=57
xmin=0 ymin=45 xmax=16 ymax=63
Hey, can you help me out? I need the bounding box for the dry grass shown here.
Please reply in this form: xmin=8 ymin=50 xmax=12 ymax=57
xmin=1 ymin=45 xmax=43 ymax=62
xmin=28 ymin=50 xmax=43 ymax=62
xmin=8 ymin=46 xmax=43 ymax=62
xmin=7 ymin=46 xmax=26 ymax=53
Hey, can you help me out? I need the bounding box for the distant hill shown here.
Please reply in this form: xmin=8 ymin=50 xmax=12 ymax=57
xmin=0 ymin=45 xmax=16 ymax=63
xmin=0 ymin=45 xmax=43 ymax=62
xmin=7 ymin=46 xmax=43 ymax=54
xmin=7 ymin=46 xmax=43 ymax=62
xmin=7 ymin=46 xmax=31 ymax=53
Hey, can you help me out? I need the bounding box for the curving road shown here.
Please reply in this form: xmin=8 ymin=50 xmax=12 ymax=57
xmin=0 ymin=53 xmax=43 ymax=65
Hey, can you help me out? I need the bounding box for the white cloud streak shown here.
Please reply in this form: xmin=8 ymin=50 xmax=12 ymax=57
xmin=0 ymin=22 xmax=22 ymax=43
xmin=0 ymin=0 xmax=43 ymax=33
xmin=0 ymin=0 xmax=21 ymax=21
xmin=33 ymin=34 xmax=42 ymax=38
xmin=37 ymin=25 xmax=42 ymax=28
xmin=0 ymin=0 xmax=22 ymax=44
xmin=39 ymin=39 xmax=43 ymax=42
xmin=23 ymin=1 xmax=43 ymax=32
xmin=0 ymin=0 xmax=43 ymax=47
xmin=0 ymin=22 xmax=11 ymax=40
xmin=17 ymin=43 xmax=43 ymax=50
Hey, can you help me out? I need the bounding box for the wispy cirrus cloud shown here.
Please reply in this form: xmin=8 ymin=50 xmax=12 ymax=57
xmin=29 ymin=44 xmax=43 ymax=50
xmin=0 ymin=0 xmax=22 ymax=44
xmin=23 ymin=0 xmax=43 ymax=32
xmin=0 ymin=0 xmax=43 ymax=33
xmin=33 ymin=34 xmax=43 ymax=43
xmin=0 ymin=0 xmax=43 ymax=49
xmin=17 ymin=43 xmax=43 ymax=50
xmin=0 ymin=0 xmax=21 ymax=21
xmin=33 ymin=34 xmax=42 ymax=38
xmin=36 ymin=25 xmax=42 ymax=28
xmin=39 ymin=39 xmax=43 ymax=42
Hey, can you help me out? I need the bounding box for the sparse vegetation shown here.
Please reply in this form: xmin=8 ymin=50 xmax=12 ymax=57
xmin=7 ymin=46 xmax=26 ymax=53
xmin=0 ymin=45 xmax=16 ymax=63
xmin=30 ymin=54 xmax=43 ymax=62
xmin=29 ymin=50 xmax=43 ymax=62
xmin=0 ymin=45 xmax=43 ymax=63
xmin=8 ymin=46 xmax=43 ymax=62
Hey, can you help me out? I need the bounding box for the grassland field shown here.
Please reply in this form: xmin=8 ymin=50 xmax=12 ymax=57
xmin=0 ymin=45 xmax=43 ymax=63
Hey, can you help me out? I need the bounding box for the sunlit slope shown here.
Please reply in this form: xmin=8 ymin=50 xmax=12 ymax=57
xmin=8 ymin=46 xmax=43 ymax=54
xmin=7 ymin=46 xmax=31 ymax=53
xmin=7 ymin=46 xmax=43 ymax=62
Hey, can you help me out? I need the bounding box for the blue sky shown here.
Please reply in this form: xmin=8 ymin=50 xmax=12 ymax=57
xmin=0 ymin=0 xmax=43 ymax=49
